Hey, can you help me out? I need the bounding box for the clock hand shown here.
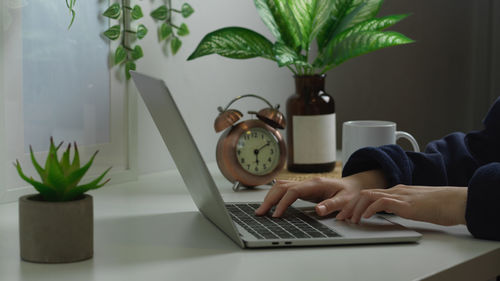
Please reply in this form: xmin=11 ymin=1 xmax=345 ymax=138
xmin=257 ymin=142 xmax=270 ymax=152
xmin=254 ymin=149 xmax=260 ymax=164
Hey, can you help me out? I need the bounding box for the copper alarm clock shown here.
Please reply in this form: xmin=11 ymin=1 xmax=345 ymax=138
xmin=214 ymin=94 xmax=286 ymax=191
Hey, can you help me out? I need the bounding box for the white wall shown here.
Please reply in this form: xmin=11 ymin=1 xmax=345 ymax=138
xmin=135 ymin=0 xmax=294 ymax=174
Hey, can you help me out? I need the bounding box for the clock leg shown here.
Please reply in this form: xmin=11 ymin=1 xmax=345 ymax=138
xmin=232 ymin=181 xmax=242 ymax=192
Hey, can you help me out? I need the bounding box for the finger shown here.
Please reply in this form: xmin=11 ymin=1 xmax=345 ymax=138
xmin=255 ymin=182 xmax=295 ymax=215
xmin=272 ymin=188 xmax=302 ymax=217
xmin=336 ymin=194 xmax=361 ymax=220
xmin=272 ymin=178 xmax=338 ymax=217
xmin=351 ymin=191 xmax=399 ymax=223
xmin=362 ymin=197 xmax=409 ymax=219
xmin=316 ymin=195 xmax=350 ymax=216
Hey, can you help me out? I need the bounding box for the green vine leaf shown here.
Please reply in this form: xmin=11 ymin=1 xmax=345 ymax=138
xmin=125 ymin=61 xmax=136 ymax=80
xmin=171 ymin=37 xmax=182 ymax=55
xmin=160 ymin=23 xmax=173 ymax=41
xmin=177 ymin=23 xmax=189 ymax=36
xmin=103 ymin=3 xmax=121 ymax=19
xmin=136 ymin=24 xmax=148 ymax=39
xmin=131 ymin=5 xmax=143 ymax=20
xmin=181 ymin=3 xmax=194 ymax=18
xmin=131 ymin=45 xmax=144 ymax=60
xmin=104 ymin=25 xmax=121 ymax=40
xmin=151 ymin=5 xmax=168 ymax=20
xmin=66 ymin=0 xmax=77 ymax=29
xmin=114 ymin=45 xmax=126 ymax=65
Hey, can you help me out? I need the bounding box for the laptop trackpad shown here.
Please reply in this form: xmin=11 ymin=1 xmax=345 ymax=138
xmin=303 ymin=210 xmax=414 ymax=238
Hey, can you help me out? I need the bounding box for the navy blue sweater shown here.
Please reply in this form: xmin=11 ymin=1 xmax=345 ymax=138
xmin=342 ymin=97 xmax=500 ymax=241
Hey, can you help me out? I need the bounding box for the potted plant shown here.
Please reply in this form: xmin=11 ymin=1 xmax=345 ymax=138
xmin=187 ymin=0 xmax=413 ymax=172
xmin=15 ymin=138 xmax=111 ymax=263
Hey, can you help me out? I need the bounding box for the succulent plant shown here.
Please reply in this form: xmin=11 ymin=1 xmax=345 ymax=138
xmin=14 ymin=138 xmax=111 ymax=202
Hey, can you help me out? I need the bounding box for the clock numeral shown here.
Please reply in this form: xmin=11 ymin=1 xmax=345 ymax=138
xmin=270 ymin=149 xmax=274 ymax=155
xmin=252 ymin=132 xmax=258 ymax=138
xmin=263 ymin=164 xmax=267 ymax=170
xmin=247 ymin=164 xmax=250 ymax=170
xmin=237 ymin=150 xmax=241 ymax=155
xmin=244 ymin=135 xmax=250 ymax=140
xmin=268 ymin=157 xmax=272 ymax=162
xmin=240 ymin=158 xmax=245 ymax=164
xmin=255 ymin=167 xmax=259 ymax=172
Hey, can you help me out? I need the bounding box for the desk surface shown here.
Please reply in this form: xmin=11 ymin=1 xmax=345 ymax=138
xmin=1 ymin=164 xmax=500 ymax=281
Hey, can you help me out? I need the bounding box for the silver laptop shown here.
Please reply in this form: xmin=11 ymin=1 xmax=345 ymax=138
xmin=130 ymin=71 xmax=422 ymax=248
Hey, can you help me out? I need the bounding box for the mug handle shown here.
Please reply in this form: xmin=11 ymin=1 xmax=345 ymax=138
xmin=396 ymin=131 xmax=420 ymax=152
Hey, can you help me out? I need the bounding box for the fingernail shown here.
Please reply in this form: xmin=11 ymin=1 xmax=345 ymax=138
xmin=317 ymin=205 xmax=327 ymax=215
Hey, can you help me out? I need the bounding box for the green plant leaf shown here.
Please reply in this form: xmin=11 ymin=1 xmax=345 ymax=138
xmin=114 ymin=45 xmax=126 ymax=65
xmin=187 ymin=27 xmax=274 ymax=60
xmin=14 ymin=160 xmax=58 ymax=201
xmin=159 ymin=22 xmax=173 ymax=41
xmin=322 ymin=31 xmax=414 ymax=70
xmin=150 ymin=5 xmax=167 ymax=20
xmin=60 ymin=143 xmax=71 ymax=173
xmin=345 ymin=0 xmax=383 ymax=29
xmin=71 ymin=142 xmax=80 ymax=171
xmin=64 ymin=167 xmax=111 ymax=201
xmin=136 ymin=24 xmax=148 ymax=39
xmin=334 ymin=14 xmax=409 ymax=46
xmin=46 ymin=152 xmax=67 ymax=196
xmin=131 ymin=5 xmax=143 ymax=20
xmin=103 ymin=3 xmax=121 ymax=19
xmin=263 ymin=0 xmax=302 ymax=50
xmin=104 ymin=25 xmax=121 ymax=40
xmin=125 ymin=61 xmax=136 ymax=80
xmin=287 ymin=0 xmax=334 ymax=50
xmin=316 ymin=0 xmax=353 ymax=50
xmin=64 ymin=151 xmax=99 ymax=192
xmin=254 ymin=0 xmax=283 ymax=42
xmin=273 ymin=42 xmax=303 ymax=67
xmin=171 ymin=37 xmax=182 ymax=55
xmin=131 ymin=45 xmax=144 ymax=60
xmin=177 ymin=23 xmax=189 ymax=36
xmin=181 ymin=3 xmax=194 ymax=18
xmin=29 ymin=146 xmax=47 ymax=182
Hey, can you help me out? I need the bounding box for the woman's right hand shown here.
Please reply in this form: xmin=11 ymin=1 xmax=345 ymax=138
xmin=254 ymin=169 xmax=388 ymax=218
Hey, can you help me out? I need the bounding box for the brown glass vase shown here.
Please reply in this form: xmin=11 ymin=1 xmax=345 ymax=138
xmin=286 ymin=75 xmax=336 ymax=173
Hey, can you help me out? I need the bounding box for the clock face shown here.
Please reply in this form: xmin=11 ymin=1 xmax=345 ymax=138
xmin=236 ymin=127 xmax=280 ymax=175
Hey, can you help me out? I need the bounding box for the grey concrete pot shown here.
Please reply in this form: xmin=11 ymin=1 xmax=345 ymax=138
xmin=19 ymin=194 xmax=93 ymax=263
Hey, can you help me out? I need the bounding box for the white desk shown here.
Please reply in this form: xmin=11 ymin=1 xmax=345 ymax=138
xmin=1 ymin=164 xmax=500 ymax=281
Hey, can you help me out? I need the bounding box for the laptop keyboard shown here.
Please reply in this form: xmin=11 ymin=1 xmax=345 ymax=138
xmin=225 ymin=203 xmax=340 ymax=240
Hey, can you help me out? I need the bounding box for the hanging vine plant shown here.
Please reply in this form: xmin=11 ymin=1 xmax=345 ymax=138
xmin=102 ymin=0 xmax=148 ymax=80
xmin=65 ymin=0 xmax=76 ymax=29
xmin=150 ymin=0 xmax=194 ymax=55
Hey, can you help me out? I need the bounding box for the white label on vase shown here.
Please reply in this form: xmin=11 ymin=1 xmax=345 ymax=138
xmin=292 ymin=113 xmax=336 ymax=164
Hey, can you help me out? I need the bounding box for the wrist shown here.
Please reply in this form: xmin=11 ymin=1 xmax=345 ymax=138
xmin=342 ymin=169 xmax=388 ymax=190
xmin=453 ymin=187 xmax=468 ymax=225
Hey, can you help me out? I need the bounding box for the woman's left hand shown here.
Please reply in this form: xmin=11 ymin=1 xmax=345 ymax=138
xmin=336 ymin=184 xmax=468 ymax=226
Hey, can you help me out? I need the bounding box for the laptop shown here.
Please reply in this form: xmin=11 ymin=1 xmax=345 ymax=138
xmin=130 ymin=71 xmax=422 ymax=248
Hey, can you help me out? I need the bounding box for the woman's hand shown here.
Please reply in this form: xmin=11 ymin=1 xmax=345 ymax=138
xmin=337 ymin=184 xmax=468 ymax=226
xmin=255 ymin=169 xmax=388 ymax=217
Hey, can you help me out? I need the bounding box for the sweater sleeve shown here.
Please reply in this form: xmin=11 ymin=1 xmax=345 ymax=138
xmin=341 ymin=132 xmax=478 ymax=187
xmin=465 ymin=163 xmax=500 ymax=240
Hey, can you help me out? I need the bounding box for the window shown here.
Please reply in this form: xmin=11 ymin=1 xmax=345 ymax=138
xmin=0 ymin=0 xmax=137 ymax=202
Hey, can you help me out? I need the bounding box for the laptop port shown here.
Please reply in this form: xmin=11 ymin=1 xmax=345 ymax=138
xmin=284 ymin=241 xmax=292 ymax=245
xmin=272 ymin=242 xmax=279 ymax=245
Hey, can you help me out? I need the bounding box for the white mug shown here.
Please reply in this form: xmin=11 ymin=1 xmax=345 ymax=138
xmin=342 ymin=120 xmax=420 ymax=167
